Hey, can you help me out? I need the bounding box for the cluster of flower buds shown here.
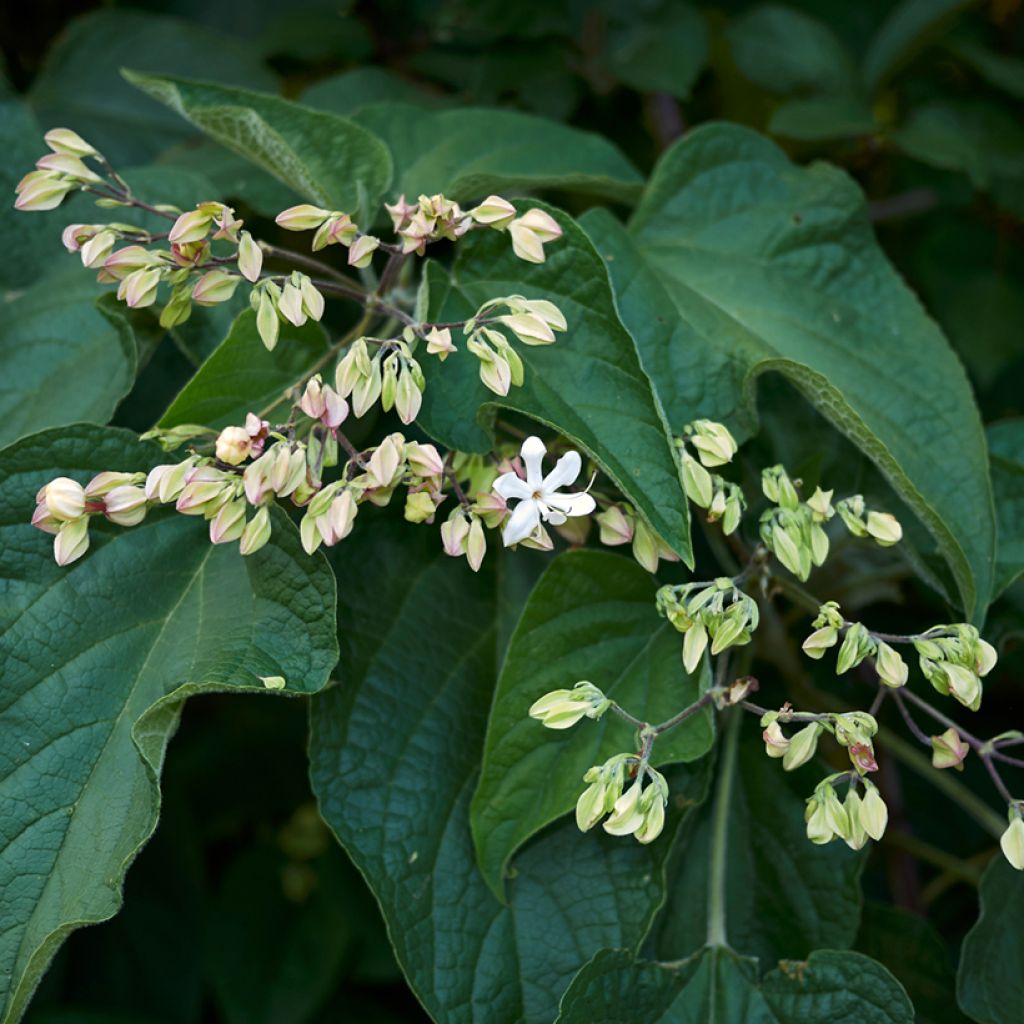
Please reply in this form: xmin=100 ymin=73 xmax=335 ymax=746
xmin=657 ymin=578 xmax=760 ymax=673
xmin=386 ymin=193 xmax=472 ymax=254
xmin=758 ymin=466 xmax=836 ymax=581
xmin=529 ymin=681 xmax=611 ymax=729
xmin=576 ymin=757 xmax=669 ymax=844
xmin=805 ymin=775 xmax=887 ymax=849
xmin=15 ymin=129 xmax=104 ymax=211
xmin=761 ymin=706 xmax=879 ymax=776
xmin=914 ymin=624 xmax=997 ymax=711
xmin=801 ymin=601 xmax=910 ymax=687
xmin=334 ymin=337 xmax=426 ymax=424
xmin=595 ymin=503 xmax=679 ymax=573
xmin=1001 ymin=805 xmax=1024 ymax=870
xmin=275 ymin=203 xmax=378 ymax=265
xmin=677 ymin=420 xmax=745 ymax=535
xmin=31 ymin=472 xmax=148 ymax=564
xmin=247 ymin=272 xmax=325 ymax=350
xmin=468 ymin=197 xmax=563 ymax=264
xmin=836 ymin=495 xmax=903 ymax=546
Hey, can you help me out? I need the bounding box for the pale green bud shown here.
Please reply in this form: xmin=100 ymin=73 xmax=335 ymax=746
xmin=469 ymin=195 xmax=517 ymax=228
xmin=275 ymin=204 xmax=332 ymax=231
xmin=466 ymin=516 xmax=487 ymax=572
xmin=783 ymin=722 xmax=821 ymax=771
xmin=425 ymin=326 xmax=456 ymax=359
xmin=805 ymin=798 xmax=834 ymax=845
xmin=866 ymin=510 xmax=902 ymax=546
xmin=1000 ymin=814 xmax=1024 ymax=871
xmin=631 ymin=518 xmax=660 ymax=573
xmin=602 ymin=780 xmax=645 ymax=836
xmin=977 ymin=638 xmax=998 ymax=677
xmin=762 ymin=465 xmax=800 ymax=508
xmin=381 ymin=354 xmax=399 ymax=412
xmin=42 ymin=477 xmax=86 ymax=521
xmin=680 ymin=449 xmax=713 ymax=508
xmin=256 ymin=289 xmax=280 ymax=351
xmin=860 ymin=783 xmax=888 ymax=841
xmin=237 ymin=231 xmax=263 ymax=282
xmin=836 ymin=495 xmax=868 ymax=537
xmin=529 ymin=681 xmax=609 ymax=729
xmin=836 ymin=622 xmax=875 ymax=674
xmin=239 ymin=507 xmax=272 ymax=556
xmin=930 ymin=727 xmax=969 ymax=771
xmin=44 ymin=127 xmax=99 ymax=158
xmin=842 ymin=791 xmax=868 ymax=851
xmin=209 ymin=497 xmax=246 ymax=544
xmin=352 ymin=355 xmax=383 ymax=417
xmin=596 ymin=505 xmax=634 ymax=546
xmin=682 ymin=621 xmax=708 ymax=674
xmin=54 ymin=516 xmax=90 ymax=566
xmin=499 ymin=312 xmax=555 ymax=345
xmin=684 ymin=419 xmax=737 ymax=468
xmin=348 ymin=234 xmax=380 ymax=268
xmin=404 ymin=490 xmax=437 ymax=524
xmin=874 ymin=641 xmax=908 ymax=688
xmin=802 ymin=625 xmax=838 ymax=660
xmin=102 ymin=485 xmax=148 ymax=527
xmin=806 ymin=487 xmax=834 ymax=521
xmin=763 ymin=721 xmax=789 ymax=758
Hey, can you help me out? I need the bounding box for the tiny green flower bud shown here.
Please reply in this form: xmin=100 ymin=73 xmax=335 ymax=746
xmin=631 ymin=518 xmax=660 ymax=573
xmin=278 ymin=281 xmax=307 ymax=326
xmin=762 ymin=465 xmax=800 ymax=508
xmin=209 ymin=497 xmax=246 ymax=544
xmin=836 ymin=622 xmax=875 ymax=674
xmin=275 ymin=204 xmax=332 ymax=231
xmin=842 ymin=791 xmax=868 ymax=851
xmin=783 ymin=722 xmax=822 ymax=771
xmin=602 ymin=780 xmax=644 ymax=836
xmin=977 ymin=638 xmax=998 ymax=677
xmin=860 ymin=783 xmax=888 ymax=841
xmin=168 ymin=207 xmax=215 ymax=245
xmin=874 ymin=641 xmax=908 ymax=688
xmin=466 ymin=516 xmax=486 ymax=572
xmin=367 ymin=434 xmax=404 ymax=489
xmin=805 ymin=798 xmax=834 ymax=845
xmin=499 ymin=312 xmax=555 ymax=346
xmin=239 ymin=507 xmax=272 ymax=556
xmin=802 ymin=625 xmax=838 ymax=660
xmin=529 ymin=681 xmax=609 ymax=730
xmin=395 ymin=367 xmax=423 ymax=425
xmin=596 ymin=505 xmax=634 ymax=547
xmin=1000 ymin=814 xmax=1024 ymax=870
xmin=299 ymin=276 xmax=325 ymax=320
xmin=931 ymin=728 xmax=969 ymax=770
xmin=352 ymin=356 xmax=383 ymax=417
xmin=256 ymin=289 xmax=280 ymax=351
xmin=237 ymin=231 xmax=263 ymax=282
xmin=680 ymin=449 xmax=713 ymax=508
xmin=685 ymin=419 xmax=738 ymax=468
xmin=404 ymin=490 xmax=437 ymax=523
xmin=54 ymin=516 xmax=89 ymax=566
xmin=806 ymin=487 xmax=834 ymax=521
xmin=80 ymin=229 xmax=116 ymax=268
xmin=682 ymin=621 xmax=708 ymax=674
xmin=85 ymin=471 xmax=145 ymax=498
xmin=866 ymin=510 xmax=902 ymax=546
xmin=14 ymin=172 xmax=75 ymax=211
xmin=117 ymin=267 xmax=161 ymax=309
xmin=441 ymin=510 xmax=470 ymax=558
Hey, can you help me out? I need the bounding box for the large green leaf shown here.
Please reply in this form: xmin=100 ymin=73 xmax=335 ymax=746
xmin=0 ymin=272 xmax=136 ymax=449
xmin=29 ymin=10 xmax=276 ymax=165
xmin=308 ymin=515 xmax=708 ymax=1024
xmin=554 ymin=946 xmax=914 ymax=1023
xmin=957 ymin=853 xmax=1024 ymax=1024
xmin=580 ymin=124 xmax=994 ymax=617
xmin=987 ymin=420 xmax=1024 ymax=601
xmin=350 ymin=102 xmax=642 ymax=205
xmin=471 ymin=550 xmax=713 ymax=899
xmin=124 ymin=73 xmax=393 ymax=217
xmin=654 ymin=733 xmax=865 ymax=966
xmin=0 ymin=424 xmax=338 ymax=1024
xmin=302 ymin=68 xmax=447 ymax=115
xmin=417 ymin=204 xmax=693 ymax=564
xmin=158 ymin=309 xmax=328 ymax=431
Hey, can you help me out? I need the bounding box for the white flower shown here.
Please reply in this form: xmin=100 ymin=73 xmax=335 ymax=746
xmin=492 ymin=436 xmax=595 ymax=546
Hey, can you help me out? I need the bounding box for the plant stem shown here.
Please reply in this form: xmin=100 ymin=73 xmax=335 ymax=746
xmin=707 ymin=708 xmax=741 ymax=949
xmin=652 ymin=692 xmax=715 ymax=736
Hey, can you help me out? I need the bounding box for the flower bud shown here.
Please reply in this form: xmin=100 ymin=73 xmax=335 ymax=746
xmin=168 ymin=207 xmax=216 ymax=245
xmin=441 ymin=511 xmax=470 ymax=557
xmin=685 ymin=420 xmax=738 ymax=468
xmin=466 ymin=516 xmax=486 ymax=572
xmin=209 ymin=498 xmax=246 ymax=544
xmin=299 ymin=276 xmax=325 ymax=320
xmin=192 ymin=270 xmax=241 ymax=307
xmin=145 ymin=459 xmax=196 ymax=503
xmin=631 ymin=518 xmax=661 ymax=573
xmin=860 ymin=784 xmax=888 ymax=840
xmin=931 ymin=728 xmax=969 ymax=770
xmin=682 ymin=621 xmax=708 ymax=674
xmin=836 ymin=622 xmax=875 ymax=674
xmin=425 ymin=326 xmax=456 ymax=359
xmin=278 ymin=281 xmax=307 ymax=326
xmin=84 ymin=471 xmax=145 ymax=498
xmin=42 ymin=477 xmax=86 ymax=521
xmin=239 ymin=506 xmax=272 ymax=556
xmin=469 ymin=195 xmax=517 ymax=228
xmin=806 ymin=487 xmax=834 ymax=521
xmin=802 ymin=625 xmax=838 ymax=660
xmin=866 ymin=511 xmax=902 ymax=546
xmin=102 ymin=485 xmax=147 ymax=526
xmin=529 ymin=681 xmax=609 ymax=729
xmin=977 ymin=638 xmax=998 ymax=677
xmin=404 ymin=490 xmax=437 ymax=523
xmin=763 ymin=721 xmax=789 ymax=758
xmin=874 ymin=641 xmax=908 ymax=688
xmin=782 ymin=722 xmax=821 ymax=771
xmin=596 ymin=505 xmax=634 ymax=546
xmin=680 ymin=449 xmax=713 ymax=508
xmin=80 ymin=229 xmax=116 ymax=268
xmin=216 ymin=426 xmax=253 ymax=466
xmin=499 ymin=312 xmax=555 ymax=346
xmin=54 ymin=516 xmax=89 ymax=566
xmin=44 ymin=127 xmax=98 ymax=158
xmin=275 ymin=204 xmax=332 ymax=231
xmin=237 ymin=231 xmax=263 ymax=282
xmin=348 ymin=234 xmax=380 ymax=268
xmin=842 ymin=791 xmax=868 ymax=851
xmin=367 ymin=434 xmax=404 ymax=489
xmin=14 ymin=172 xmax=75 ymax=211
xmin=117 ymin=267 xmax=161 ymax=309
xmin=405 ymin=442 xmax=444 ymax=479
xmin=1000 ymin=815 xmax=1024 ymax=871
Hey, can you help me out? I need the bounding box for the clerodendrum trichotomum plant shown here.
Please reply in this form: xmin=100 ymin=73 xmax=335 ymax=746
xmin=2 ymin=21 xmax=1024 ymax=1024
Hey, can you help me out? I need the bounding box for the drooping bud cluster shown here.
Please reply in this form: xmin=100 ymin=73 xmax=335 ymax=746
xmin=915 ymin=625 xmax=997 ymax=711
xmin=805 ymin=775 xmax=887 ymax=850
xmin=657 ymin=578 xmax=759 ymax=673
xmin=582 ymin=762 xmax=669 ymax=844
xmin=836 ymin=495 xmax=903 ymax=546
xmin=334 ymin=337 xmax=426 ymax=423
xmin=761 ymin=707 xmax=879 ymax=776
xmin=676 ymin=420 xmax=745 ymax=535
xmin=15 ymin=129 xmax=103 ymax=211
xmin=594 ymin=502 xmax=679 ymax=573
xmin=802 ymin=601 xmax=912 ymax=688
xmin=757 ymin=466 xmax=835 ymax=581
xmin=31 ymin=471 xmax=149 ymax=565
xmin=468 ymin=198 xmax=563 ymax=264
xmin=247 ymin=272 xmax=326 ymax=350
xmin=529 ymin=681 xmax=611 ymax=729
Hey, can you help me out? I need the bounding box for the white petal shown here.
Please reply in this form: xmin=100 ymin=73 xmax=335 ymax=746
xmin=520 ymin=436 xmax=547 ymax=487
xmin=542 ymin=450 xmax=581 ymax=492
xmin=544 ymin=491 xmax=596 ymax=518
xmin=492 ymin=471 xmax=533 ymax=501
xmin=539 ymin=505 xmax=567 ymax=526
xmin=502 ymin=499 xmax=540 ymax=546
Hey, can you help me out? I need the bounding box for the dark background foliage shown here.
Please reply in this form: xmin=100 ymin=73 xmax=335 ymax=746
xmin=3 ymin=1 xmax=1023 ymax=1021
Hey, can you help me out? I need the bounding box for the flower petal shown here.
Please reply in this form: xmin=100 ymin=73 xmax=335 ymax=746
xmin=492 ymin=471 xmax=533 ymax=501
xmin=542 ymin=450 xmax=581 ymax=492
xmin=545 ymin=491 xmax=596 ymax=518
xmin=502 ymin=499 xmax=540 ymax=546
xmin=520 ymin=436 xmax=547 ymax=487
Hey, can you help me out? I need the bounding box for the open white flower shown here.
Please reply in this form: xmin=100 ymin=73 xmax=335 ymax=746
xmin=492 ymin=436 xmax=595 ymax=546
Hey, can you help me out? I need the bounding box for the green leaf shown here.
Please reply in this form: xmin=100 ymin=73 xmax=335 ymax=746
xmin=350 ymin=103 xmax=642 ymax=205
xmin=654 ymin=732 xmax=866 ymax=966
xmin=0 ymin=424 xmax=338 ymax=1024
xmin=0 ymin=272 xmax=136 ymax=449
xmin=308 ymin=515 xmax=708 ymax=1024
xmin=471 ymin=550 xmax=713 ymax=899
xmin=727 ymin=5 xmax=858 ymax=96
xmin=604 ymin=2 xmax=708 ymax=99
xmin=158 ymin=309 xmax=329 ymax=431
xmin=28 ymin=10 xmax=276 ymax=165
xmin=554 ymin=946 xmax=914 ymax=1023
xmin=987 ymin=420 xmax=1024 ymax=601
xmin=856 ymin=901 xmax=967 ymax=1024
xmin=302 ymin=68 xmax=447 ymax=115
xmin=862 ymin=0 xmax=975 ymax=93
xmin=767 ymin=96 xmax=878 ymax=141
xmin=949 ymin=38 xmax=1024 ymax=101
xmin=417 ymin=204 xmax=693 ymax=564
xmin=957 ymin=855 xmax=1024 ymax=1024
xmin=580 ymin=123 xmax=995 ymax=618
xmin=124 ymin=73 xmax=393 ymax=216
xmin=892 ymin=102 xmax=1024 ymax=190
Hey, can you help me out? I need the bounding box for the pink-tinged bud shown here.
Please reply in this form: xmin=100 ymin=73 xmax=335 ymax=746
xmin=216 ymin=426 xmax=253 ymax=466
xmin=347 ymin=234 xmax=380 ymax=268
xmin=322 ymin=387 xmax=348 ymax=429
xmin=44 ymin=128 xmax=98 ymax=158
xmin=508 ymin=221 xmax=545 ymax=264
xmin=31 ymin=502 xmax=61 ymax=535
xmin=405 ymin=442 xmax=444 ymax=478
xmin=849 ymin=742 xmax=878 ymax=774
xmin=239 ymin=507 xmax=272 ymax=556
xmin=35 ymin=153 xmax=102 ymax=183
xmin=762 ymin=720 xmax=789 ymax=758
xmin=168 ymin=208 xmax=214 ymax=245
xmin=118 ymin=268 xmax=161 ymax=308
xmin=14 ymin=173 xmax=75 ymax=212
xmin=596 ymin=505 xmax=634 ymax=546
xmin=466 ymin=517 xmax=486 ymax=572
xmin=243 ymin=452 xmax=274 ymax=506
xmin=275 ymin=204 xmax=332 ymax=231
xmin=425 ymin=327 xmax=456 ymax=360
xmin=441 ymin=512 xmax=470 ymax=557
xmin=61 ymin=223 xmax=97 ymax=252
xmin=931 ymin=728 xmax=969 ymax=771
xmin=54 ymin=517 xmax=90 ymax=566
xmin=278 ymin=282 xmax=306 ymax=327
xmin=327 ymin=490 xmax=357 ymax=541
xmin=209 ymin=498 xmax=246 ymax=544
xmin=367 ymin=434 xmax=404 ymax=489
xmin=145 ymin=459 xmax=196 ymax=503
xmin=300 ymin=376 xmax=327 ymax=420
xmin=79 ymin=229 xmax=116 ymax=268
xmin=518 ymin=208 xmax=562 ymax=242
xmin=312 ymin=213 xmax=357 ymax=250
xmin=103 ymin=245 xmax=157 ymax=279
xmin=469 ymin=195 xmax=516 ymax=228
xmin=210 ymin=205 xmax=242 ymax=241
xmin=192 ymin=270 xmax=241 ymax=307
xmin=176 ymin=470 xmax=231 ymax=516
xmin=395 ymin=370 xmax=422 ymax=425
xmin=85 ymin=471 xmax=144 ymax=498
xmin=472 ymin=491 xmax=507 ymax=529
xmin=385 ymin=195 xmax=417 ymax=231
xmin=102 ymin=485 xmax=148 ymax=526
xmin=237 ymin=231 xmax=263 ymax=282
xmin=43 ymin=477 xmax=86 ymax=521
